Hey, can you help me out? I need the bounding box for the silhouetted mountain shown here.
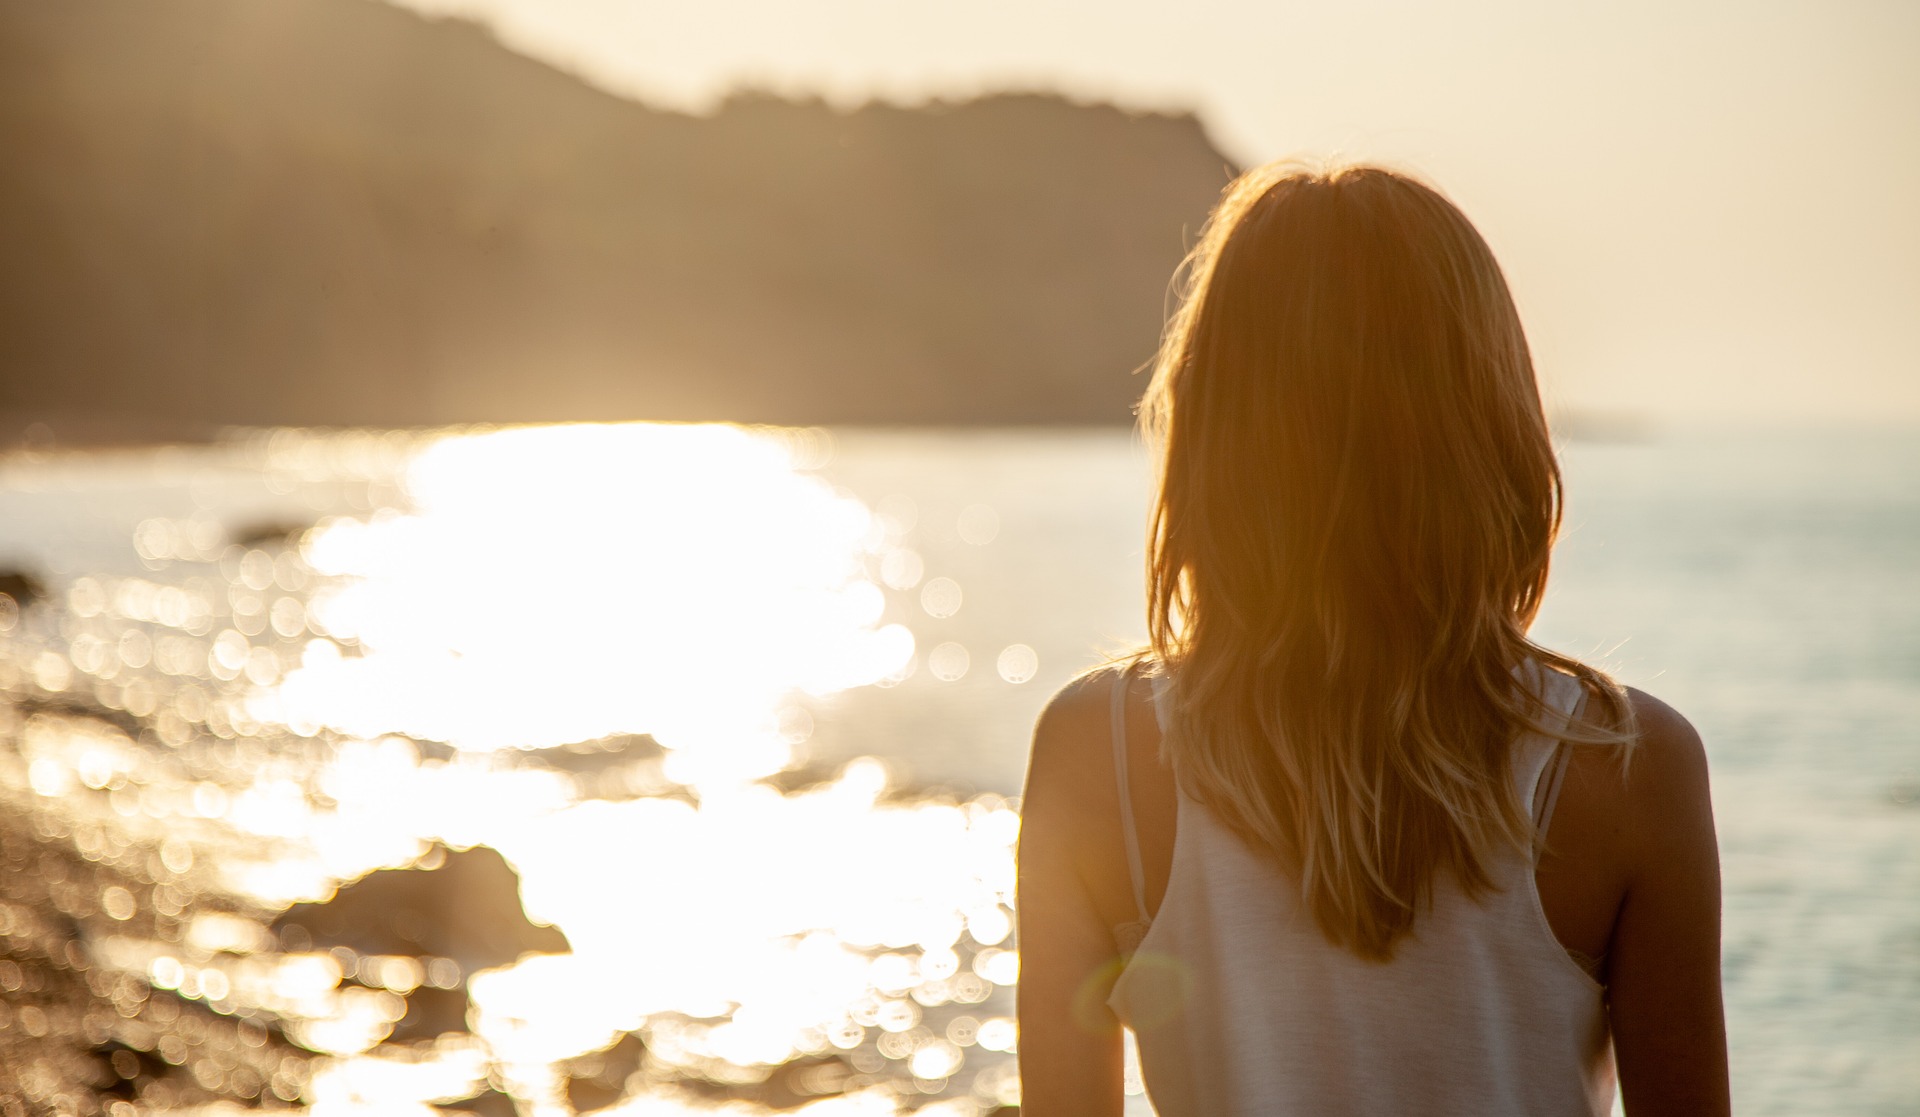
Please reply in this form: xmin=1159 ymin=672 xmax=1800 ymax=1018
xmin=0 ymin=0 xmax=1237 ymax=434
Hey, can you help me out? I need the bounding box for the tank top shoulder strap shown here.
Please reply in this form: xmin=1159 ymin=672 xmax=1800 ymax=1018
xmin=1526 ymin=668 xmax=1588 ymax=854
xmin=1110 ymin=663 xmax=1152 ymax=925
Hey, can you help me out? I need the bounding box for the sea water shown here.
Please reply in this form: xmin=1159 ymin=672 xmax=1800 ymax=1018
xmin=0 ymin=424 xmax=1911 ymax=1114
xmin=826 ymin=426 xmax=1920 ymax=1116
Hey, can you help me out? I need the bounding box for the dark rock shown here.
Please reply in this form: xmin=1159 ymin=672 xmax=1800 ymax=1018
xmin=228 ymin=521 xmax=315 ymax=549
xmin=518 ymin=736 xmax=678 ymax=802
xmin=561 ymin=1032 xmax=646 ymax=1113
xmin=440 ymin=1088 xmax=518 ymax=1117
xmin=388 ymin=982 xmax=470 ymax=1044
xmin=521 ymin=735 xmax=662 ymax=777
xmin=12 ymin=698 xmax=147 ymax=743
xmin=658 ymin=1050 xmax=866 ymax=1111
xmin=563 ymin=1071 xmax=625 ymax=1113
xmin=88 ymin=1041 xmax=168 ymax=1099
xmin=269 ymin=845 xmax=568 ymax=971
xmin=758 ymin=1055 xmax=856 ymax=1108
xmin=0 ymin=570 xmax=43 ymax=607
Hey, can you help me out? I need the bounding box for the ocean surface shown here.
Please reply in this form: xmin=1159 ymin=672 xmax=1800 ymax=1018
xmin=0 ymin=423 xmax=1913 ymax=1115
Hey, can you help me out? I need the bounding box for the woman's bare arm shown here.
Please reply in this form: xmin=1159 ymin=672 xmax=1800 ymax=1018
xmin=1017 ymin=676 xmax=1127 ymax=1116
xmin=1608 ymin=689 xmax=1732 ymax=1116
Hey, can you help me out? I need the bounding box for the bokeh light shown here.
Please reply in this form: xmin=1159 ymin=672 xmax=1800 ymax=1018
xmin=927 ymin=644 xmax=971 ymax=684
xmin=955 ymin=507 xmax=999 ymax=547
xmin=0 ymin=424 xmax=1026 ymax=1115
xmin=919 ymin=579 xmax=963 ymax=621
xmin=993 ymin=646 xmax=1038 ymax=686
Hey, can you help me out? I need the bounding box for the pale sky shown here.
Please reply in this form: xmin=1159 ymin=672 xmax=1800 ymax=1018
xmin=391 ymin=0 xmax=1919 ymax=426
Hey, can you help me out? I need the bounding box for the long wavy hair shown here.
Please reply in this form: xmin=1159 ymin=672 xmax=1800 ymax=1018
xmin=1141 ymin=161 xmax=1634 ymax=961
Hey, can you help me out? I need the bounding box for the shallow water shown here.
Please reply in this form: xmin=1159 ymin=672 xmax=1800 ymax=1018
xmin=0 ymin=423 xmax=1912 ymax=1115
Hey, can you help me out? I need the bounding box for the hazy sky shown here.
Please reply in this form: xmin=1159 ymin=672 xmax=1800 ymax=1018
xmin=390 ymin=0 xmax=1919 ymax=425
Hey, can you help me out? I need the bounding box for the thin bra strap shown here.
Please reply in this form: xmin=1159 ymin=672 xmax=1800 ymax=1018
xmin=1111 ymin=664 xmax=1152 ymax=924
xmin=1534 ymin=742 xmax=1572 ymax=834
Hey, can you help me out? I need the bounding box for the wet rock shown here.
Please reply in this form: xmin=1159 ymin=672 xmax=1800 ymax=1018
xmin=562 ymin=1032 xmax=645 ymax=1113
xmin=757 ymin=1054 xmax=857 ymax=1109
xmin=439 ymin=1087 xmax=517 ymax=1117
xmin=388 ymin=982 xmax=469 ymax=1043
xmin=763 ymin=760 xmax=865 ymax=796
xmin=518 ymin=737 xmax=680 ymax=803
xmin=0 ymin=570 xmax=44 ymax=607
xmin=667 ymin=1057 xmax=842 ymax=1112
xmin=227 ymin=521 xmax=314 ymax=550
xmin=89 ymin=1039 xmax=161 ymax=1098
xmin=10 ymin=698 xmax=146 ymax=744
xmin=521 ymin=735 xmax=662 ymax=778
xmin=270 ymin=845 xmax=568 ymax=971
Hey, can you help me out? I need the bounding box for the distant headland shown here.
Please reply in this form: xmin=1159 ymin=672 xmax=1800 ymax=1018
xmin=0 ymin=0 xmax=1239 ymax=440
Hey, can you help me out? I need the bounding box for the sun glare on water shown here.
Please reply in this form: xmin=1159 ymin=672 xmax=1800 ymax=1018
xmin=0 ymin=423 xmax=1025 ymax=1115
xmin=275 ymin=423 xmax=911 ymax=761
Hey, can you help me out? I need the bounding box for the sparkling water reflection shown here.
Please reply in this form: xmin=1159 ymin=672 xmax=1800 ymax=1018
xmin=3 ymin=424 xmax=1914 ymax=1115
xmin=0 ymin=424 xmax=1025 ymax=1115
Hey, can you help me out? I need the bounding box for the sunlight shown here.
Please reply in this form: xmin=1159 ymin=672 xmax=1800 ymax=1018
xmin=275 ymin=423 xmax=910 ymax=767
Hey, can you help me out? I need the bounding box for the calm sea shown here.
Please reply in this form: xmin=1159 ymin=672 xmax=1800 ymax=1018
xmin=0 ymin=424 xmax=1912 ymax=1115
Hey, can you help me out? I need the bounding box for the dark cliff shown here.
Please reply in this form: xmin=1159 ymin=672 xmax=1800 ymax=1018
xmin=0 ymin=0 xmax=1237 ymax=434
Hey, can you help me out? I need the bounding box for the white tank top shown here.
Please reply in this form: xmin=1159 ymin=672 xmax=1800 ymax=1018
xmin=1105 ymin=662 xmax=1616 ymax=1116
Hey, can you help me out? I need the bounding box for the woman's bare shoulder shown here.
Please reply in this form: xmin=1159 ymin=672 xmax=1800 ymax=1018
xmin=1614 ymin=687 xmax=1710 ymax=814
xmin=1619 ymin=687 xmax=1715 ymax=860
xmin=1561 ymin=685 xmax=1714 ymax=871
xmin=1025 ymin=665 xmax=1127 ymax=796
xmin=1622 ymin=687 xmax=1704 ymax=758
xmin=1030 ymin=664 xmax=1132 ymax=758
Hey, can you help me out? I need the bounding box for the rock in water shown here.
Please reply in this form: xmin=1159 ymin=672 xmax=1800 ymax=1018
xmin=270 ymin=845 xmax=568 ymax=971
xmin=388 ymin=981 xmax=471 ymax=1043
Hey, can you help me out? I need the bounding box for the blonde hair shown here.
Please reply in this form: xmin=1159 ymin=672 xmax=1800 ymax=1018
xmin=1141 ymin=160 xmax=1633 ymax=961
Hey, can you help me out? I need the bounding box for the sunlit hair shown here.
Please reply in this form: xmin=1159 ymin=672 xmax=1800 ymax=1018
xmin=1140 ymin=160 xmax=1635 ymax=961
